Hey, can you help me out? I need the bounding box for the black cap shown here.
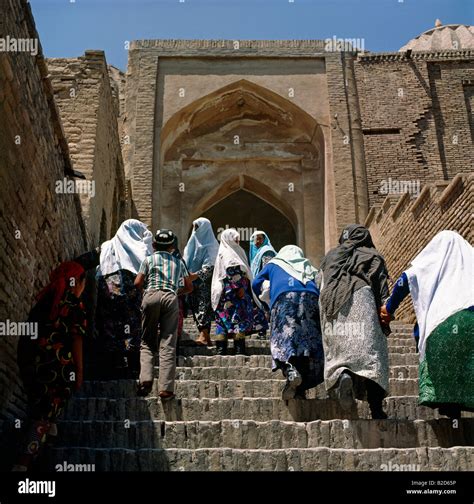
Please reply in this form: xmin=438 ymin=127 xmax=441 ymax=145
xmin=154 ymin=229 xmax=176 ymax=246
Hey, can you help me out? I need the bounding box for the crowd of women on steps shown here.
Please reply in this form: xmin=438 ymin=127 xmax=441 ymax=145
xmin=13 ymin=216 xmax=473 ymax=470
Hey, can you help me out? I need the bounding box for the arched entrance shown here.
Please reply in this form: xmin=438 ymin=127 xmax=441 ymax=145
xmin=156 ymin=79 xmax=326 ymax=264
xmin=202 ymin=190 xmax=296 ymax=254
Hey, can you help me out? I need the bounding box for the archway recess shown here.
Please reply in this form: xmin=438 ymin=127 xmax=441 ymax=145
xmin=156 ymin=78 xmax=326 ymax=264
xmin=202 ymin=189 xmax=296 ymax=254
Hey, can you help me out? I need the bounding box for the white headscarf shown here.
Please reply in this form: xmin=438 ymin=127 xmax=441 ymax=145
xmin=183 ymin=217 xmax=219 ymax=272
xmin=405 ymin=230 xmax=473 ymax=359
xmin=98 ymin=219 xmax=153 ymax=276
xmin=211 ymin=228 xmax=254 ymax=310
xmin=269 ymin=245 xmax=318 ymax=285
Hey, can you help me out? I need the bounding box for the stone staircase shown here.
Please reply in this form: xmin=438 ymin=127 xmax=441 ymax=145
xmin=44 ymin=320 xmax=474 ymax=471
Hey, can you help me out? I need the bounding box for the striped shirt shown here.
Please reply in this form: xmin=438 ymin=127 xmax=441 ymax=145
xmin=139 ymin=252 xmax=185 ymax=293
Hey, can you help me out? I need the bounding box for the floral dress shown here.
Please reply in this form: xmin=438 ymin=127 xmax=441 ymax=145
xmin=18 ymin=291 xmax=86 ymax=420
xmin=17 ymin=290 xmax=86 ymax=459
xmin=214 ymin=266 xmax=268 ymax=340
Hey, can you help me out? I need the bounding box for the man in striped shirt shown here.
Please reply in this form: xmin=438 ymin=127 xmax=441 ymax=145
xmin=134 ymin=229 xmax=192 ymax=400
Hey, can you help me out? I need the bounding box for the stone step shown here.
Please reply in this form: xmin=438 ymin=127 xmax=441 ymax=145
xmin=173 ymin=366 xmax=276 ymax=380
xmin=390 ymin=365 xmax=418 ymax=380
xmin=175 ymin=342 xmax=416 ymax=357
xmin=177 ymin=345 xmax=270 ymax=356
xmin=63 ymin=396 xmax=455 ymax=422
xmin=46 ymin=446 xmax=474 ymax=471
xmin=387 ymin=345 xmax=416 ymax=354
xmin=181 ymin=320 xmax=415 ymax=333
xmin=387 ymin=379 xmax=418 ymax=396
xmin=390 ymin=353 xmax=419 ymax=366
xmin=177 ymin=355 xmax=272 ymax=368
xmin=149 ymin=364 xmax=419 ymax=381
xmin=79 ymin=378 xmax=419 ymax=399
xmin=176 ymin=353 xmax=420 ymax=367
xmin=55 ymin=418 xmax=474 ymax=450
xmin=387 ymin=337 xmax=416 ymax=346
xmin=180 ymin=336 xmax=415 ymax=347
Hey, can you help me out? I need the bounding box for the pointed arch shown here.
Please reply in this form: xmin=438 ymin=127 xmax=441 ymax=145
xmin=188 ymin=173 xmax=299 ymax=238
xmin=160 ymin=78 xmax=324 ymax=162
xmin=155 ymin=78 xmax=326 ymax=264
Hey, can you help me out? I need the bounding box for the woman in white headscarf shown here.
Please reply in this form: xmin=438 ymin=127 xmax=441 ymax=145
xmin=211 ymin=228 xmax=268 ymax=355
xmin=95 ymin=219 xmax=153 ymax=379
xmin=183 ymin=217 xmax=219 ymax=346
xmin=252 ymin=245 xmax=324 ymax=400
xmin=381 ymin=230 xmax=473 ymax=418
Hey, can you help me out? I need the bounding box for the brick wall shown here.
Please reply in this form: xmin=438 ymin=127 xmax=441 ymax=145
xmin=123 ymin=48 xmax=158 ymax=226
xmin=355 ymin=53 xmax=474 ymax=207
xmin=428 ymin=60 xmax=474 ymax=178
xmin=366 ymin=173 xmax=473 ymax=323
xmin=325 ymin=53 xmax=366 ymax=229
xmin=0 ymin=0 xmax=87 ymax=461
xmin=48 ymin=51 xmax=128 ymax=247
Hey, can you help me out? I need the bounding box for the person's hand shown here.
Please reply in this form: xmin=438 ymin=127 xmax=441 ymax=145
xmin=379 ymin=305 xmax=392 ymax=325
xmin=189 ymin=272 xmax=199 ymax=281
xmin=237 ymin=288 xmax=245 ymax=299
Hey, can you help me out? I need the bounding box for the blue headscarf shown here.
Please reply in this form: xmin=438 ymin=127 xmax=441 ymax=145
xmin=183 ymin=217 xmax=219 ymax=272
xmin=249 ymin=230 xmax=276 ymax=276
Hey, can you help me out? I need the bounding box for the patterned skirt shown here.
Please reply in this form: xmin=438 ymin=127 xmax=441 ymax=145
xmin=321 ymin=286 xmax=389 ymax=399
xmin=270 ymin=291 xmax=324 ymax=385
xmin=419 ymin=309 xmax=474 ymax=410
xmin=215 ymin=292 xmax=268 ymax=338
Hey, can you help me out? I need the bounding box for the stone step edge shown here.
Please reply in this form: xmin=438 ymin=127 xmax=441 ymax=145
xmin=49 ymin=446 xmax=473 ymax=453
xmin=82 ymin=378 xmax=419 ymax=385
xmin=70 ymin=395 xmax=422 ymax=401
xmin=57 ymin=418 xmax=469 ymax=426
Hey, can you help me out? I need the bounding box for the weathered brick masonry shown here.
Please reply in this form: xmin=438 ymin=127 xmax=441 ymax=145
xmin=48 ymin=52 xmax=128 ymax=246
xmin=0 ymin=1 xmax=472 ymax=470
xmin=0 ymin=1 xmax=128 ymax=464
xmin=367 ymin=173 xmax=473 ymax=323
xmin=0 ymin=0 xmax=87 ymax=450
xmin=355 ymin=51 xmax=474 ymax=207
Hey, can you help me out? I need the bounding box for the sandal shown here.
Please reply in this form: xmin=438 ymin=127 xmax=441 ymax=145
xmin=137 ymin=381 xmax=153 ymax=397
xmin=159 ymin=390 xmax=176 ymax=401
xmin=196 ymin=329 xmax=212 ymax=346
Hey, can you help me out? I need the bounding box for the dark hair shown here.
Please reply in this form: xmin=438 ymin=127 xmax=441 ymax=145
xmin=154 ymin=242 xmax=173 ymax=252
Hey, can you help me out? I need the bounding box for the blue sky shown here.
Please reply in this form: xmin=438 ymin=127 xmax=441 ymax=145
xmin=30 ymin=0 xmax=473 ymax=70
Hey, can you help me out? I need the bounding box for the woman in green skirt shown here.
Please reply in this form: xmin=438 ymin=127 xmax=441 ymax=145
xmin=381 ymin=230 xmax=473 ymax=418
